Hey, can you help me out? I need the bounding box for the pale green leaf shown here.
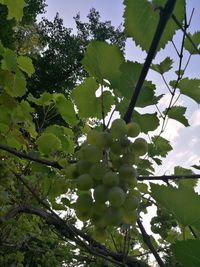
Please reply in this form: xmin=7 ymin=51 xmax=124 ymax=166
xmin=124 ymin=0 xmax=185 ymax=52
xmin=1 ymin=48 xmax=18 ymax=72
xmin=174 ymin=166 xmax=197 ymax=189
xmin=82 ymin=41 xmax=124 ymax=86
xmin=172 ymin=240 xmax=200 ymax=267
xmin=151 ymin=184 xmax=200 ymax=230
xmin=151 ymin=57 xmax=173 ymax=74
xmin=17 ymin=56 xmax=35 ymax=77
xmin=3 ymin=0 xmax=26 ymax=21
xmin=55 ymin=95 xmax=77 ymax=126
xmin=36 ymin=133 xmax=62 ymax=155
xmin=164 ymin=106 xmax=189 ymax=127
xmin=72 ymin=77 xmax=114 ymax=119
xmin=175 ymin=78 xmax=200 ymax=104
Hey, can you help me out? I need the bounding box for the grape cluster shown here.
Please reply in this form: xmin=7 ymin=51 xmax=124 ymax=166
xmin=68 ymin=119 xmax=148 ymax=240
xmin=150 ymin=208 xmax=177 ymax=238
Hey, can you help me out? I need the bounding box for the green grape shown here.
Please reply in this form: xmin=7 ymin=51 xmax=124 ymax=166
xmin=90 ymin=162 xmax=107 ymax=181
xmin=76 ymin=160 xmax=91 ymax=174
xmin=93 ymin=228 xmax=107 ymax=242
xmin=76 ymin=193 xmax=93 ymax=212
xmin=110 ymin=119 xmax=127 ymax=139
xmin=81 ymin=144 xmax=102 ymax=162
xmin=119 ymin=136 xmax=130 ymax=148
xmin=76 ymin=173 xmax=94 ymax=190
xmin=93 ymin=185 xmax=108 ymax=203
xmin=127 ymin=122 xmax=140 ymax=137
xmin=110 ymin=140 xmax=123 ymax=155
xmin=102 ymin=171 xmax=119 ymax=187
xmin=65 ymin=163 xmax=78 ymax=179
xmin=108 ymin=186 xmax=125 ymax=207
xmin=119 ymin=165 xmax=137 ymax=188
xmin=104 ymin=207 xmax=123 ymax=226
xmin=91 ymin=213 xmax=107 ymax=228
xmin=131 ymin=138 xmax=148 ymax=156
xmin=122 ymin=209 xmax=138 ymax=225
xmin=76 ymin=209 xmax=92 ymax=221
xmin=92 ymin=202 xmax=107 ymax=216
xmin=87 ymin=130 xmax=112 ymax=148
xmin=123 ymin=193 xmax=140 ymax=211
xmin=122 ymin=151 xmax=137 ymax=165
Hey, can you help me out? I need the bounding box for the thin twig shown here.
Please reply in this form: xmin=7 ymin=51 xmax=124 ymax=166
xmin=137 ymin=174 xmax=200 ymax=181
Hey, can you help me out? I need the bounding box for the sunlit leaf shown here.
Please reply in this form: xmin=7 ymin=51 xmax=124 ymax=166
xmin=151 ymin=57 xmax=173 ymax=74
xmin=132 ymin=111 xmax=159 ymax=133
xmin=17 ymin=56 xmax=35 ymax=77
xmin=36 ymin=133 xmax=62 ymax=155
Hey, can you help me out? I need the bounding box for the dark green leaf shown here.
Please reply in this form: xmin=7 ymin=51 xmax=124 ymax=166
xmin=172 ymin=240 xmax=200 ymax=267
xmin=151 ymin=184 xmax=200 ymax=230
xmin=132 ymin=111 xmax=159 ymax=133
xmin=164 ymin=106 xmax=189 ymax=127
xmin=148 ymin=136 xmax=172 ymax=158
xmin=184 ymin=31 xmax=200 ymax=55
xmin=175 ymin=78 xmax=200 ymax=104
xmin=151 ymin=57 xmax=173 ymax=74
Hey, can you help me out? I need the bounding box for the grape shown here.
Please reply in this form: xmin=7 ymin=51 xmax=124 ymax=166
xmin=76 ymin=209 xmax=92 ymax=221
xmin=90 ymin=162 xmax=107 ymax=181
xmin=92 ymin=202 xmax=106 ymax=216
xmin=76 ymin=160 xmax=91 ymax=174
xmin=104 ymin=207 xmax=123 ymax=226
xmin=87 ymin=130 xmax=112 ymax=148
xmin=110 ymin=140 xmax=123 ymax=155
xmin=81 ymin=144 xmax=102 ymax=162
xmin=119 ymin=165 xmax=137 ymax=188
xmin=122 ymin=151 xmax=136 ymax=165
xmin=108 ymin=186 xmax=125 ymax=207
xmin=127 ymin=122 xmax=140 ymax=137
xmin=102 ymin=171 xmax=119 ymax=187
xmin=93 ymin=228 xmax=107 ymax=242
xmin=91 ymin=213 xmax=107 ymax=228
xmin=93 ymin=185 xmax=108 ymax=203
xmin=76 ymin=193 xmax=93 ymax=212
xmin=132 ymin=138 xmax=148 ymax=156
xmin=122 ymin=209 xmax=138 ymax=224
xmin=76 ymin=173 xmax=93 ymax=190
xmin=110 ymin=119 xmax=127 ymax=139
xmin=123 ymin=193 xmax=140 ymax=211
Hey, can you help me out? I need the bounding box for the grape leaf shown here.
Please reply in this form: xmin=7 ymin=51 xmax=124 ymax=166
xmin=174 ymin=78 xmax=200 ymax=104
xmin=124 ymin=0 xmax=185 ymax=52
xmin=132 ymin=111 xmax=159 ymax=133
xmin=72 ymin=77 xmax=114 ymax=119
xmin=174 ymin=166 xmax=197 ymax=189
xmin=151 ymin=184 xmax=200 ymax=230
xmin=55 ymin=94 xmax=77 ymax=126
xmin=164 ymin=106 xmax=189 ymax=127
xmin=172 ymin=240 xmax=200 ymax=267
xmin=184 ymin=31 xmax=200 ymax=55
xmin=148 ymin=136 xmax=172 ymax=158
xmin=1 ymin=0 xmax=26 ymax=21
xmin=36 ymin=133 xmax=62 ymax=155
xmin=82 ymin=41 xmax=124 ymax=87
xmin=1 ymin=48 xmax=18 ymax=72
xmin=151 ymin=57 xmax=173 ymax=74
xmin=17 ymin=56 xmax=35 ymax=77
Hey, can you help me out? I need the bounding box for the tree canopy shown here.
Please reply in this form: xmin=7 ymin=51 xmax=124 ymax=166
xmin=0 ymin=1 xmax=200 ymax=266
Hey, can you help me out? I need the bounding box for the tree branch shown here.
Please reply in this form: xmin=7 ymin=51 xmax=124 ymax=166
xmin=137 ymin=174 xmax=200 ymax=181
xmin=124 ymin=0 xmax=176 ymax=123
xmin=0 ymin=204 xmax=149 ymax=267
xmin=0 ymin=144 xmax=75 ymax=169
xmin=137 ymin=218 xmax=165 ymax=267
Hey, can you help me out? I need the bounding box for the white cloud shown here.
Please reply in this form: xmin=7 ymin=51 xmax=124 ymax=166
xmin=191 ymin=109 xmax=200 ymax=126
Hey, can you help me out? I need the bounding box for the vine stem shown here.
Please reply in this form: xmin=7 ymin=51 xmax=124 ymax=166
xmin=137 ymin=219 xmax=165 ymax=267
xmin=124 ymin=0 xmax=177 ymax=123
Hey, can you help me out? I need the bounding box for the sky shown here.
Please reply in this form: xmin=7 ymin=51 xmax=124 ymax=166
xmin=40 ymin=0 xmax=200 ymax=176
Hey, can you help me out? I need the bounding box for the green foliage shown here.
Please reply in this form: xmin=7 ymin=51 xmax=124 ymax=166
xmin=164 ymin=106 xmax=189 ymax=127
